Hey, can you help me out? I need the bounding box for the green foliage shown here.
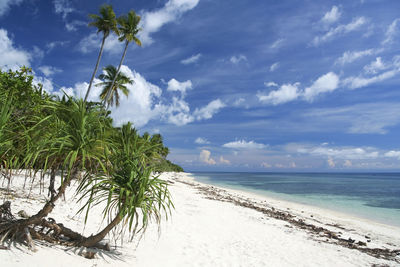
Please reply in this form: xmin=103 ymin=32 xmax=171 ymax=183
xmin=152 ymin=158 xmax=184 ymax=173
xmin=117 ymin=10 xmax=142 ymax=46
xmin=97 ymin=65 xmax=133 ymax=107
xmin=77 ymin=122 xmax=173 ymax=236
xmin=88 ymin=4 xmax=118 ymax=38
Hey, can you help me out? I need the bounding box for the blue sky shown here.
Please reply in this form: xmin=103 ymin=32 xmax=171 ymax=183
xmin=1 ymin=0 xmax=400 ymax=171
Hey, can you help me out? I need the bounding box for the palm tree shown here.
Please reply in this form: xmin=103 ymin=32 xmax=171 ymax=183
xmin=84 ymin=4 xmax=118 ymax=103
xmin=77 ymin=122 xmax=173 ymax=247
xmin=97 ymin=65 xmax=133 ymax=108
xmin=104 ymin=10 xmax=141 ymax=105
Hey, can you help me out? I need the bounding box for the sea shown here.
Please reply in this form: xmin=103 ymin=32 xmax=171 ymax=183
xmin=189 ymin=172 xmax=400 ymax=227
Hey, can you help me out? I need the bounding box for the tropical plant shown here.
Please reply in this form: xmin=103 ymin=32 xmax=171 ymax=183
xmin=76 ymin=122 xmax=173 ymax=247
xmin=104 ymin=10 xmax=141 ymax=105
xmin=97 ymin=65 xmax=133 ymax=108
xmin=84 ymin=4 xmax=118 ymax=103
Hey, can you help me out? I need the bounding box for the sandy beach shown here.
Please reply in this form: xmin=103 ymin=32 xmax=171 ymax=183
xmin=1 ymin=171 xmax=399 ymax=266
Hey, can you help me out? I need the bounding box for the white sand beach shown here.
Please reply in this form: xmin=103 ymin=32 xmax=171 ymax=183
xmin=1 ymin=171 xmax=399 ymax=267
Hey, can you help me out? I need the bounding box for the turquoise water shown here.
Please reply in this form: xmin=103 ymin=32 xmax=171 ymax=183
xmin=190 ymin=172 xmax=400 ymax=227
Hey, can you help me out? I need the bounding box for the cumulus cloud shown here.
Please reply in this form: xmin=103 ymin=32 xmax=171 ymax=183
xmin=327 ymin=157 xmax=335 ymax=167
xmin=257 ymin=83 xmax=300 ymax=105
xmin=0 ymin=0 xmax=23 ymax=17
xmin=230 ymin=54 xmax=247 ymax=64
xmin=77 ymin=33 xmax=123 ymax=54
xmin=261 ymin=162 xmax=272 ymax=168
xmin=264 ymin=81 xmax=278 ymax=87
xmin=167 ymin=78 xmax=192 ymax=94
xmin=195 ymin=137 xmax=210 ymax=145
xmin=384 ymin=151 xmax=400 ymax=159
xmin=53 ymin=65 xmax=224 ymax=127
xmin=269 ymin=62 xmax=279 ymax=72
xmin=382 ymin=18 xmax=400 ymax=45
xmin=0 ymin=29 xmax=31 ymax=70
xmin=335 ymin=49 xmax=374 ymax=65
xmin=312 ymin=17 xmax=367 ymax=46
xmin=219 ymin=156 xmax=230 ymax=165
xmin=303 ymin=72 xmax=339 ymax=101
xmin=53 ymin=0 xmax=73 ymax=19
xmin=38 ymin=65 xmax=62 ymax=77
xmin=223 ymin=140 xmax=267 ymax=150
xmin=344 ymin=160 xmax=352 ymax=167
xmin=199 ymin=150 xmax=216 ymax=165
xmin=321 ymin=6 xmax=341 ymax=25
xmin=181 ymin=53 xmax=201 ymax=65
xmin=139 ymin=0 xmax=199 ymax=46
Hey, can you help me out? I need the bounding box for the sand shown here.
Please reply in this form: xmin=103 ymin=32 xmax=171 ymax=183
xmin=0 ymin=171 xmax=399 ymax=266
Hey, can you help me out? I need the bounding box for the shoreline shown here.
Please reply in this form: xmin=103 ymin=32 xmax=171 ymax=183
xmin=187 ymin=172 xmax=400 ymax=228
xmin=172 ymin=173 xmax=400 ymax=251
xmin=1 ymin=171 xmax=399 ymax=266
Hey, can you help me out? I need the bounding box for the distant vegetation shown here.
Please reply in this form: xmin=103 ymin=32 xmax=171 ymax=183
xmin=0 ymin=4 xmax=182 ymax=252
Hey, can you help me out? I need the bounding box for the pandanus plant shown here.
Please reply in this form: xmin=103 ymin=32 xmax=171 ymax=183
xmin=76 ymin=122 xmax=173 ymax=247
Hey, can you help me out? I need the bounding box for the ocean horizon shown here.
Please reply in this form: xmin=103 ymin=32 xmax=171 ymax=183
xmin=189 ymin=172 xmax=400 ymax=227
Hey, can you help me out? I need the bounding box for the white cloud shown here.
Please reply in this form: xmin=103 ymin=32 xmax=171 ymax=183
xmin=219 ymin=156 xmax=230 ymax=165
xmin=38 ymin=65 xmax=62 ymax=77
xmin=0 ymin=0 xmax=23 ymax=17
xmin=382 ymin=18 xmax=400 ymax=45
xmin=139 ymin=0 xmax=199 ymax=46
xmin=54 ymin=65 xmax=224 ymax=127
xmin=264 ymin=81 xmax=278 ymax=87
xmin=53 ymin=0 xmax=73 ymax=19
xmin=343 ymin=69 xmax=398 ymax=89
xmin=33 ymin=76 xmax=55 ymax=94
xmin=0 ymin=29 xmax=31 ymax=70
xmin=261 ymin=162 xmax=272 ymax=168
xmin=195 ymin=137 xmax=210 ymax=145
xmin=269 ymin=62 xmax=279 ymax=72
xmin=230 ymin=54 xmax=247 ymax=64
xmin=335 ymin=49 xmax=374 ymax=65
xmin=193 ymin=99 xmax=225 ymax=120
xmin=223 ymin=140 xmax=267 ymax=150
xmin=303 ymin=72 xmax=339 ymax=101
xmin=295 ymin=144 xmax=380 ymax=160
xmin=313 ymin=17 xmax=367 ymax=46
xmin=384 ymin=151 xmax=400 ymax=159
xmin=321 ymin=6 xmax=341 ymax=25
xmin=199 ymin=150 xmax=216 ymax=165
xmin=77 ymin=32 xmax=123 ymax=54
xmin=167 ymin=78 xmax=192 ymax=94
xmin=270 ymin=38 xmax=284 ymax=49
xmin=363 ymin=57 xmax=387 ymax=74
xmin=65 ymin=20 xmax=86 ymax=32
xmin=181 ymin=53 xmax=201 ymax=65
xmin=46 ymin=41 xmax=69 ymax=51
xmin=327 ymin=157 xmax=335 ymax=167
xmin=257 ymin=83 xmax=300 ymax=105
xmin=344 ymin=160 xmax=352 ymax=167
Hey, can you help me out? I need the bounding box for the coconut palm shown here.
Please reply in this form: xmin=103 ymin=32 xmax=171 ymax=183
xmin=104 ymin=10 xmax=141 ymax=105
xmin=97 ymin=65 xmax=133 ymax=108
xmin=76 ymin=122 xmax=173 ymax=247
xmin=84 ymin=4 xmax=118 ymax=103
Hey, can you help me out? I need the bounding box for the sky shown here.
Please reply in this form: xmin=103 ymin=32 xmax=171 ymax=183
xmin=1 ymin=0 xmax=400 ymax=172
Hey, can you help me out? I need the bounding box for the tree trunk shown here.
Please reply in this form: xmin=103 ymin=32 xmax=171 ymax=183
xmin=103 ymin=40 xmax=129 ymax=108
xmin=84 ymin=35 xmax=107 ymax=103
xmin=78 ymin=211 xmax=123 ymax=247
xmin=17 ymin=167 xmax=78 ymax=228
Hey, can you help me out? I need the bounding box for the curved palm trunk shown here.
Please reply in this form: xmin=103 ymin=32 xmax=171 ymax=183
xmin=79 ymin=211 xmax=123 ymax=247
xmin=17 ymin=167 xmax=78 ymax=228
xmin=103 ymin=40 xmax=129 ymax=108
xmin=84 ymin=35 xmax=107 ymax=103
